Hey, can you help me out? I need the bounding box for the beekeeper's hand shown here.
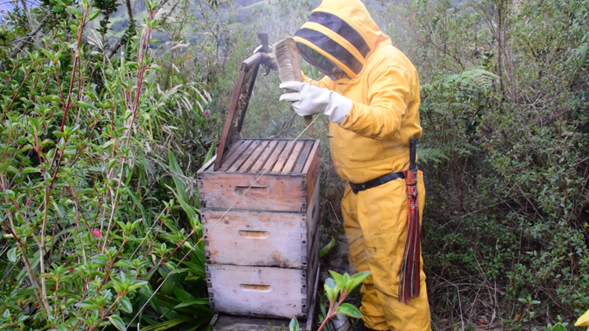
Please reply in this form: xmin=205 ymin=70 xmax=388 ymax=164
xmin=254 ymin=45 xmax=278 ymax=72
xmin=279 ymin=81 xmax=352 ymax=124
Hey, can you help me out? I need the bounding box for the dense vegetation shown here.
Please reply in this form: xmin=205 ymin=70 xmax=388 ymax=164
xmin=0 ymin=0 xmax=587 ymax=330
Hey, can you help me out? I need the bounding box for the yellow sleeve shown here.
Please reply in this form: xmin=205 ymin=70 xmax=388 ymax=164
xmin=339 ymin=66 xmax=413 ymax=139
xmin=301 ymin=71 xmax=336 ymax=91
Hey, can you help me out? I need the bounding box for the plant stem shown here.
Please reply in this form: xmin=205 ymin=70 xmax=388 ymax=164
xmin=1 ymin=220 xmax=51 ymax=316
xmin=89 ymin=296 xmax=121 ymax=331
xmin=318 ymin=312 xmax=337 ymax=331
xmin=142 ymin=229 xmax=196 ymax=279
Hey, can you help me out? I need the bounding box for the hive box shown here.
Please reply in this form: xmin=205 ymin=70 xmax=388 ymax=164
xmin=197 ymin=139 xmax=321 ymax=319
xmin=198 ymin=43 xmax=321 ymax=322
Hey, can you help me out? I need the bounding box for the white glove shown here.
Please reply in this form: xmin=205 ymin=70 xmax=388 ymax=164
xmin=279 ymin=81 xmax=353 ymax=124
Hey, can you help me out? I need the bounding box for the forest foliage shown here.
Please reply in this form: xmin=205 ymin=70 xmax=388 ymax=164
xmin=0 ymin=0 xmax=587 ymax=330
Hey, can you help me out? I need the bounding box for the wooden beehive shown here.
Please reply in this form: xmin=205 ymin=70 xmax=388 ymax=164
xmin=197 ymin=44 xmax=321 ymax=322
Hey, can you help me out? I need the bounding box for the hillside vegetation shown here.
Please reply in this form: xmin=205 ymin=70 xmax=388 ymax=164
xmin=0 ymin=0 xmax=587 ymax=330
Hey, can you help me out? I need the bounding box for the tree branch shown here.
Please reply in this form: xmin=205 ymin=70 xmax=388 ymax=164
xmin=108 ymin=0 xmax=136 ymax=58
xmin=108 ymin=0 xmax=172 ymax=59
xmin=0 ymin=14 xmax=51 ymax=71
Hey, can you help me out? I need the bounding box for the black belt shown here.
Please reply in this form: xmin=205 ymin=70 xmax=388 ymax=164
xmin=350 ymin=171 xmax=406 ymax=194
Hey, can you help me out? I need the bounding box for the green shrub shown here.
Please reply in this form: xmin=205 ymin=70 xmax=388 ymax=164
xmin=0 ymin=1 xmax=213 ymax=329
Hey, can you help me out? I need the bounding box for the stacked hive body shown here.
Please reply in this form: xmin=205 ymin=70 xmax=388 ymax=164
xmin=197 ymin=138 xmax=321 ymax=319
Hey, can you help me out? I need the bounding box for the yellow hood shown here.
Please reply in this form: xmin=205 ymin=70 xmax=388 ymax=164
xmin=294 ymin=0 xmax=391 ymax=79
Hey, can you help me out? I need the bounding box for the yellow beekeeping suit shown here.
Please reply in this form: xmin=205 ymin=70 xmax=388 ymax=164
xmin=293 ymin=0 xmax=431 ymax=330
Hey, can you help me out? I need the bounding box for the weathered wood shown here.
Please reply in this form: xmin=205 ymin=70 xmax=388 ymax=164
xmin=199 ymin=138 xmax=321 ymax=322
xmin=215 ymin=53 xmax=262 ymax=169
xmin=219 ymin=140 xmax=244 ymax=167
xmin=271 ymin=141 xmax=296 ymax=173
xmin=211 ymin=315 xmax=294 ymax=331
xmin=202 ymin=209 xmax=307 ymax=268
xmin=220 ymin=140 xmax=253 ymax=171
xmin=303 ymin=141 xmax=321 ymax=207
xmin=198 ymin=172 xmax=305 ymax=212
xmin=282 ymin=141 xmax=305 ymax=173
xmin=293 ymin=141 xmax=313 ymax=174
xmin=303 ymin=141 xmax=320 ymax=175
xmin=198 ymin=155 xmax=217 ymax=173
xmin=210 ymin=266 xmax=320 ymax=331
xmin=201 ymin=176 xmax=320 ymax=269
xmin=250 ymin=140 xmax=278 ymax=172
xmin=306 ymin=267 xmax=321 ymax=331
xmin=228 ymin=140 xmax=262 ymax=172
xmin=206 ymin=265 xmax=309 ymax=319
xmin=305 ymin=176 xmax=321 ymax=252
xmin=306 ymin=221 xmax=321 ymax=304
xmin=262 ymin=141 xmax=287 ymax=172
xmin=238 ymin=141 xmax=269 ymax=172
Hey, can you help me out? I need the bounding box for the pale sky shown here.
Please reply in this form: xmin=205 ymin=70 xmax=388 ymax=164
xmin=0 ymin=3 xmax=13 ymax=16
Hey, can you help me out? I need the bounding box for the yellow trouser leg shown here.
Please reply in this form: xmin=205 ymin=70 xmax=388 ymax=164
xmin=341 ymin=171 xmax=431 ymax=331
xmin=342 ymin=185 xmax=388 ymax=330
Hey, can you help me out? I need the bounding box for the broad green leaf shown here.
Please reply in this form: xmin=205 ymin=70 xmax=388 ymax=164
xmin=39 ymin=95 xmax=62 ymax=103
xmin=75 ymin=300 xmax=100 ymax=310
xmin=0 ymin=161 xmax=10 ymax=173
xmin=7 ymin=247 xmax=17 ymax=263
xmin=551 ymin=323 xmax=567 ymax=331
xmin=119 ymin=296 xmax=132 ymax=313
xmin=345 ymin=271 xmax=372 ymax=292
xmin=111 ymin=278 xmax=126 ymax=295
xmin=336 ymin=303 xmax=362 ymax=319
xmin=114 ymin=260 xmax=135 ymax=269
xmin=67 ymin=6 xmax=82 ymax=18
xmin=150 ymin=64 xmax=165 ymax=73
xmin=76 ymin=101 xmax=95 ymax=109
xmin=91 ymin=254 xmax=108 ymax=266
xmin=329 ymin=271 xmax=346 ymax=290
xmin=128 ymin=280 xmax=149 ymax=292
xmin=28 ymin=117 xmax=41 ymax=133
xmin=22 ymin=167 xmax=40 ymax=175
xmin=108 ymin=314 xmax=126 ymax=331
xmin=324 ymin=283 xmax=338 ymax=303
xmin=88 ymin=8 xmax=100 ymax=21
xmin=289 ymin=317 xmax=300 ymax=331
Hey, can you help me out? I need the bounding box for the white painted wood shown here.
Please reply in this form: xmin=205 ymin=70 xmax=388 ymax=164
xmin=207 ymin=265 xmax=309 ymax=318
xmin=202 ymin=176 xmax=321 ymax=269
xmin=198 ymin=172 xmax=307 ymax=212
xmin=202 ymin=209 xmax=308 ymax=268
xmin=200 ymin=139 xmax=322 ymax=320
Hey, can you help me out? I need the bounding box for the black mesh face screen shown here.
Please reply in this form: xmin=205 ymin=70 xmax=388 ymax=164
xmin=295 ymin=42 xmax=347 ymax=81
xmin=308 ymin=11 xmax=370 ymax=58
xmin=294 ymin=28 xmax=363 ymax=77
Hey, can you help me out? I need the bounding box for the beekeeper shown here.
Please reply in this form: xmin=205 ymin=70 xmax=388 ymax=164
xmin=278 ymin=1 xmax=431 ymax=330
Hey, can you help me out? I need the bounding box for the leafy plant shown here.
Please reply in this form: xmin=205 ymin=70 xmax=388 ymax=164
xmin=290 ymin=270 xmax=371 ymax=331
xmin=0 ymin=0 xmax=212 ymax=329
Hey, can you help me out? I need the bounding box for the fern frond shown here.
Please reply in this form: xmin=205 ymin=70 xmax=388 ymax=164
xmin=418 ymin=147 xmax=449 ymax=165
xmin=438 ymin=68 xmax=499 ymax=91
